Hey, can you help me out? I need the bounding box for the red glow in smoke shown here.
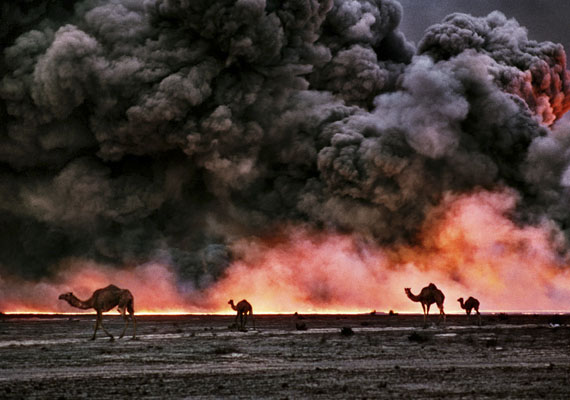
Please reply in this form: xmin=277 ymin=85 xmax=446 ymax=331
xmin=203 ymin=189 xmax=570 ymax=314
xmin=1 ymin=190 xmax=570 ymax=315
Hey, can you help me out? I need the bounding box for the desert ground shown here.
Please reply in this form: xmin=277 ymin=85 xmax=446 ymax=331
xmin=0 ymin=312 xmax=569 ymax=399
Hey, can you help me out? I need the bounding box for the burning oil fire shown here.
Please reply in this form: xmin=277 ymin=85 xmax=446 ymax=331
xmin=1 ymin=189 xmax=570 ymax=315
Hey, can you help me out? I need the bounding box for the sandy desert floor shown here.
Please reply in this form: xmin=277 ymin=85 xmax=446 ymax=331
xmin=0 ymin=313 xmax=569 ymax=399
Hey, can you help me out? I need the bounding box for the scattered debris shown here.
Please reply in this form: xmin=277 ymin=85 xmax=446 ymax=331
xmin=295 ymin=322 xmax=308 ymax=331
xmin=389 ymin=310 xmax=398 ymax=316
xmin=370 ymin=310 xmax=376 ymax=315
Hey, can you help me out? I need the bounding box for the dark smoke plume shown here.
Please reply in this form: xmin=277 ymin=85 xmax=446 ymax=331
xmin=1 ymin=0 xmax=569 ymax=287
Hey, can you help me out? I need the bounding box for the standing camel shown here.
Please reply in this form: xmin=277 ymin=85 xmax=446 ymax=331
xmin=228 ymin=299 xmax=255 ymax=331
xmin=458 ymin=296 xmax=481 ymax=325
xmin=58 ymin=284 xmax=136 ymax=340
xmin=404 ymin=283 xmax=446 ymax=327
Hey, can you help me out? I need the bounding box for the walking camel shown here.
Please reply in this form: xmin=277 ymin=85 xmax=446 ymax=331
xmin=404 ymin=283 xmax=446 ymax=327
xmin=458 ymin=296 xmax=481 ymax=325
xmin=58 ymin=284 xmax=136 ymax=340
xmin=228 ymin=299 xmax=255 ymax=331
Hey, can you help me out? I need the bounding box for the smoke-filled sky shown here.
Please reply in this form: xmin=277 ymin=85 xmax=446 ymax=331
xmin=1 ymin=0 xmax=570 ymax=314
xmin=399 ymin=0 xmax=570 ymax=53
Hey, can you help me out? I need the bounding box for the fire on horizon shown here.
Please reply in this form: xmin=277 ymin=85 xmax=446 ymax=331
xmin=1 ymin=0 xmax=570 ymax=316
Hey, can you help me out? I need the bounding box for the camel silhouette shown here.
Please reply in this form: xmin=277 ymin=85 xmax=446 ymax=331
xmin=228 ymin=299 xmax=255 ymax=331
xmin=59 ymin=284 xmax=136 ymax=340
xmin=404 ymin=283 xmax=446 ymax=327
xmin=458 ymin=296 xmax=481 ymax=325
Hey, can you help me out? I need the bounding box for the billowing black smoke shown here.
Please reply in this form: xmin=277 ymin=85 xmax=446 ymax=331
xmin=1 ymin=0 xmax=569 ymax=284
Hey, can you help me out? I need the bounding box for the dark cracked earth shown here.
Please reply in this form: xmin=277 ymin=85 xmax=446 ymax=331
xmin=0 ymin=313 xmax=569 ymax=399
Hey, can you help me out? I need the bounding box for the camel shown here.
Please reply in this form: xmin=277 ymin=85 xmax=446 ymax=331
xmin=404 ymin=283 xmax=446 ymax=327
xmin=228 ymin=299 xmax=255 ymax=331
xmin=458 ymin=296 xmax=481 ymax=325
xmin=58 ymin=284 xmax=136 ymax=340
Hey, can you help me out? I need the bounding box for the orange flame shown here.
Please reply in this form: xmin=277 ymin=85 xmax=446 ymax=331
xmin=1 ymin=189 xmax=570 ymax=315
xmin=203 ymin=189 xmax=570 ymax=314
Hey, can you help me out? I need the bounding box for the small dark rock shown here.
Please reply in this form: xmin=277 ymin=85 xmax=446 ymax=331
xmin=548 ymin=315 xmax=563 ymax=325
xmin=498 ymin=313 xmax=509 ymax=321
xmin=340 ymin=327 xmax=354 ymax=336
xmin=213 ymin=345 xmax=239 ymax=355
xmin=408 ymin=331 xmax=429 ymax=343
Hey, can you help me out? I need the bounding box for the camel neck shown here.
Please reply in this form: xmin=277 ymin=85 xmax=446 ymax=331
xmin=405 ymin=291 xmax=421 ymax=302
xmin=67 ymin=295 xmax=93 ymax=310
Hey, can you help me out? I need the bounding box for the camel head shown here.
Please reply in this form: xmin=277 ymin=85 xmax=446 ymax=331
xmin=457 ymin=297 xmax=464 ymax=303
xmin=228 ymin=299 xmax=234 ymax=306
xmin=58 ymin=292 xmax=73 ymax=301
xmin=404 ymin=288 xmax=411 ymax=294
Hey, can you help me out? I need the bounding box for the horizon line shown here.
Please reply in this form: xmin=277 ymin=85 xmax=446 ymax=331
xmin=2 ymin=310 xmax=570 ymax=316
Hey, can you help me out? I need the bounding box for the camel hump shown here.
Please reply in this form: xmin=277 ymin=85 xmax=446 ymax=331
xmin=102 ymin=284 xmax=122 ymax=291
xmin=428 ymin=283 xmax=437 ymax=289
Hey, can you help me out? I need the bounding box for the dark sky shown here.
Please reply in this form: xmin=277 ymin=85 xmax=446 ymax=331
xmin=398 ymin=0 xmax=570 ymax=53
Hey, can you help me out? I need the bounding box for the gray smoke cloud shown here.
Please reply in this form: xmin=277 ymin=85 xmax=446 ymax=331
xmin=1 ymin=0 xmax=569 ymax=285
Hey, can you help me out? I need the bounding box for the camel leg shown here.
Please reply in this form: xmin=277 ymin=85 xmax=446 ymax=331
xmin=242 ymin=314 xmax=248 ymax=331
xmin=422 ymin=304 xmax=427 ymax=328
xmin=426 ymin=304 xmax=433 ymax=326
xmin=92 ymin=315 xmax=100 ymax=340
xmin=97 ymin=312 xmax=114 ymax=341
xmin=476 ymin=309 xmax=481 ymax=326
xmin=119 ymin=308 xmax=129 ymax=339
xmin=439 ymin=305 xmax=446 ymax=324
xmin=131 ymin=314 xmax=137 ymax=339
xmin=250 ymin=311 xmax=256 ymax=330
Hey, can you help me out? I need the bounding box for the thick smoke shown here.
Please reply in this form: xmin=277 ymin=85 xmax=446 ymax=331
xmin=1 ymin=0 xmax=570 ymax=296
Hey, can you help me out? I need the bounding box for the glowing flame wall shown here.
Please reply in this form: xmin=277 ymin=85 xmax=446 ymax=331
xmin=2 ymin=190 xmax=569 ymax=314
